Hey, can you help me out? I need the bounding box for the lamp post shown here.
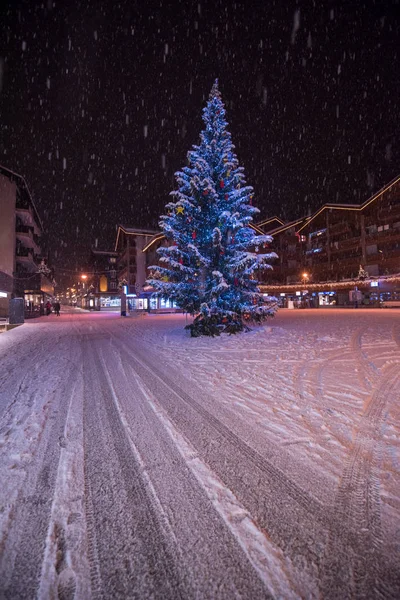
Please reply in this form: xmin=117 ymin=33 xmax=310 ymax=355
xmin=302 ymin=272 xmax=309 ymax=285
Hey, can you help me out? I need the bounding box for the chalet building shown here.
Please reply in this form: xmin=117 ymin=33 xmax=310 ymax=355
xmin=259 ymin=174 xmax=400 ymax=307
xmin=114 ymin=226 xmax=160 ymax=293
xmin=81 ymin=249 xmax=119 ymax=310
xmin=114 ymin=226 xmax=161 ymax=311
xmin=99 ymin=175 xmax=400 ymax=313
xmin=0 ymin=165 xmax=54 ymax=318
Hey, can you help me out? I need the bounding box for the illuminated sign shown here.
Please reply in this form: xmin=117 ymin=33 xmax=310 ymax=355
xmin=0 ymin=292 xmax=7 ymax=298
xmin=370 ymin=281 xmax=379 ymax=287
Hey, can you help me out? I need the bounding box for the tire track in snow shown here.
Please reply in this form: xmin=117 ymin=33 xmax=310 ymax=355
xmin=0 ymin=356 xmax=79 ymax=599
xmin=349 ymin=327 xmax=380 ymax=390
xmin=320 ymin=362 xmax=400 ymax=599
xmin=109 ymin=334 xmax=330 ymax=582
xmin=297 ymin=329 xmax=379 ymax=448
xmin=98 ymin=339 xmax=275 ymax=599
xmin=392 ymin=324 xmax=400 ymax=349
xmin=140 ymin=379 xmax=311 ymax=599
xmin=82 ymin=336 xmax=190 ymax=600
xmin=37 ymin=358 xmax=90 ymax=600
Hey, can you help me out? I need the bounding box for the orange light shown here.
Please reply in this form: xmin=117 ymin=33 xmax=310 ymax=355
xmin=81 ymin=274 xmax=88 ymax=280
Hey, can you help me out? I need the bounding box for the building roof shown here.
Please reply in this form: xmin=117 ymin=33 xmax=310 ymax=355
xmin=297 ymin=173 xmax=400 ymax=233
xmin=118 ymin=225 xmax=160 ymax=235
xmin=255 ymin=216 xmax=285 ymax=231
xmin=114 ymin=225 xmax=160 ymax=252
xmin=0 ymin=164 xmax=44 ymax=230
xmin=267 ymin=217 xmax=310 ymax=237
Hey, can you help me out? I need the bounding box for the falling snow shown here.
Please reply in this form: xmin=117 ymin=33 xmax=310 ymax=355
xmin=0 ymin=2 xmax=398 ymax=284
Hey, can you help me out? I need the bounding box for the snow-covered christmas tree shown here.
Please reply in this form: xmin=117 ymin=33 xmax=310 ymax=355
xmin=147 ymin=80 xmax=278 ymax=336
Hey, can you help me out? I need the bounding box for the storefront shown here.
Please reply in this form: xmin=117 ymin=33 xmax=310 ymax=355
xmin=261 ymin=275 xmax=400 ymax=308
xmin=83 ymin=293 xmax=121 ymax=311
xmin=318 ymin=291 xmax=337 ymax=306
xmin=127 ymin=292 xmax=181 ymax=313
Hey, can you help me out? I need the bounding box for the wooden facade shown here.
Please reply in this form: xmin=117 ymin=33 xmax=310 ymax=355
xmin=259 ymin=175 xmax=400 ymax=288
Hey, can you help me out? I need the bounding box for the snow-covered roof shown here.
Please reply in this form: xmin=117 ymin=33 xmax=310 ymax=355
xmin=0 ymin=164 xmax=44 ymax=231
xmin=114 ymin=225 xmax=160 ymax=252
xmin=255 ymin=216 xmax=285 ymax=231
xmin=297 ymin=173 xmax=400 ymax=234
xmin=118 ymin=225 xmax=159 ymax=235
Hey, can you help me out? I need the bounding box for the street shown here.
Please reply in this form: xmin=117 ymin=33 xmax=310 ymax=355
xmin=1 ymin=309 xmax=400 ymax=599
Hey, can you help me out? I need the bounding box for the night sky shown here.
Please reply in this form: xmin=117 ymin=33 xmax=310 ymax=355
xmin=1 ymin=0 xmax=399 ymax=281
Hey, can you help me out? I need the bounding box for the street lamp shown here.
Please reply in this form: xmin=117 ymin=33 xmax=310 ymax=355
xmin=302 ymin=272 xmax=309 ymax=285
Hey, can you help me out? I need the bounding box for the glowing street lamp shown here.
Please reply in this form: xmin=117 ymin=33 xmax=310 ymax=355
xmin=302 ymin=272 xmax=309 ymax=285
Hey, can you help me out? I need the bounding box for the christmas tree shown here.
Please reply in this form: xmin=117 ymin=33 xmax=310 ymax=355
xmin=147 ymin=80 xmax=278 ymax=336
xmin=357 ymin=265 xmax=369 ymax=280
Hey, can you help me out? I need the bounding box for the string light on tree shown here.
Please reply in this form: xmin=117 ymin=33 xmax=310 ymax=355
xmin=147 ymin=79 xmax=278 ymax=336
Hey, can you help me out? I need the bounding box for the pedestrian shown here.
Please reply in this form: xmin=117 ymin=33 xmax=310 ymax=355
xmin=45 ymin=300 xmax=52 ymax=316
xmin=54 ymin=301 xmax=61 ymax=316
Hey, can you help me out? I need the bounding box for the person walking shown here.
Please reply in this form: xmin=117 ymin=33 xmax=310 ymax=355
xmin=54 ymin=301 xmax=61 ymax=316
xmin=45 ymin=300 xmax=52 ymax=316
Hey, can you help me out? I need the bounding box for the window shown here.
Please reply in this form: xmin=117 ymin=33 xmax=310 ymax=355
xmin=310 ymin=228 xmax=327 ymax=238
xmin=109 ymin=281 xmax=117 ymax=290
xmin=366 ymin=244 xmax=377 ymax=255
xmin=384 ymin=224 xmax=389 ymax=231
xmin=109 ymin=269 xmax=116 ymax=279
xmin=377 ymin=226 xmax=383 ymax=232
xmin=109 ymin=257 xmax=116 ymax=264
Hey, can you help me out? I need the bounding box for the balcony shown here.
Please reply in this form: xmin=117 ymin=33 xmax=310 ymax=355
xmin=366 ymin=229 xmax=400 ymax=245
xmin=16 ymin=247 xmax=40 ymax=272
xmin=16 ymin=224 xmax=42 ymax=254
xmin=328 ymin=222 xmax=351 ymax=235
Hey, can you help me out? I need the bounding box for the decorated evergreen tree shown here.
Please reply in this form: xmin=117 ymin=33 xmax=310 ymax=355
xmin=147 ymin=80 xmax=278 ymax=336
xmin=357 ymin=265 xmax=369 ymax=280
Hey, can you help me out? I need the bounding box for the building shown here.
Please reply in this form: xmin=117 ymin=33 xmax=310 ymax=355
xmin=259 ymin=174 xmax=400 ymax=307
xmin=0 ymin=165 xmax=54 ymax=318
xmin=124 ymin=220 xmax=269 ymax=312
xmin=84 ymin=249 xmax=120 ymax=310
xmin=113 ymin=226 xmax=161 ymax=311
xmin=100 ymin=174 xmax=400 ymax=313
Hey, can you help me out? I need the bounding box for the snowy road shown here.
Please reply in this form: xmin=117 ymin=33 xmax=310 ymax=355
xmin=1 ymin=309 xmax=400 ymax=599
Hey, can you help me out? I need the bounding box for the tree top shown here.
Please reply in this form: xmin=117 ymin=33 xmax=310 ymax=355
xmin=209 ymin=78 xmax=221 ymax=100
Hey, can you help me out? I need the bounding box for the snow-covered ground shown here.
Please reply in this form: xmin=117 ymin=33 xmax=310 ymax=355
xmin=0 ymin=308 xmax=399 ymax=598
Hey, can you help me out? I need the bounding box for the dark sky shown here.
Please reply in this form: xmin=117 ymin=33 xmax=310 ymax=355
xmin=1 ymin=0 xmax=399 ymax=279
